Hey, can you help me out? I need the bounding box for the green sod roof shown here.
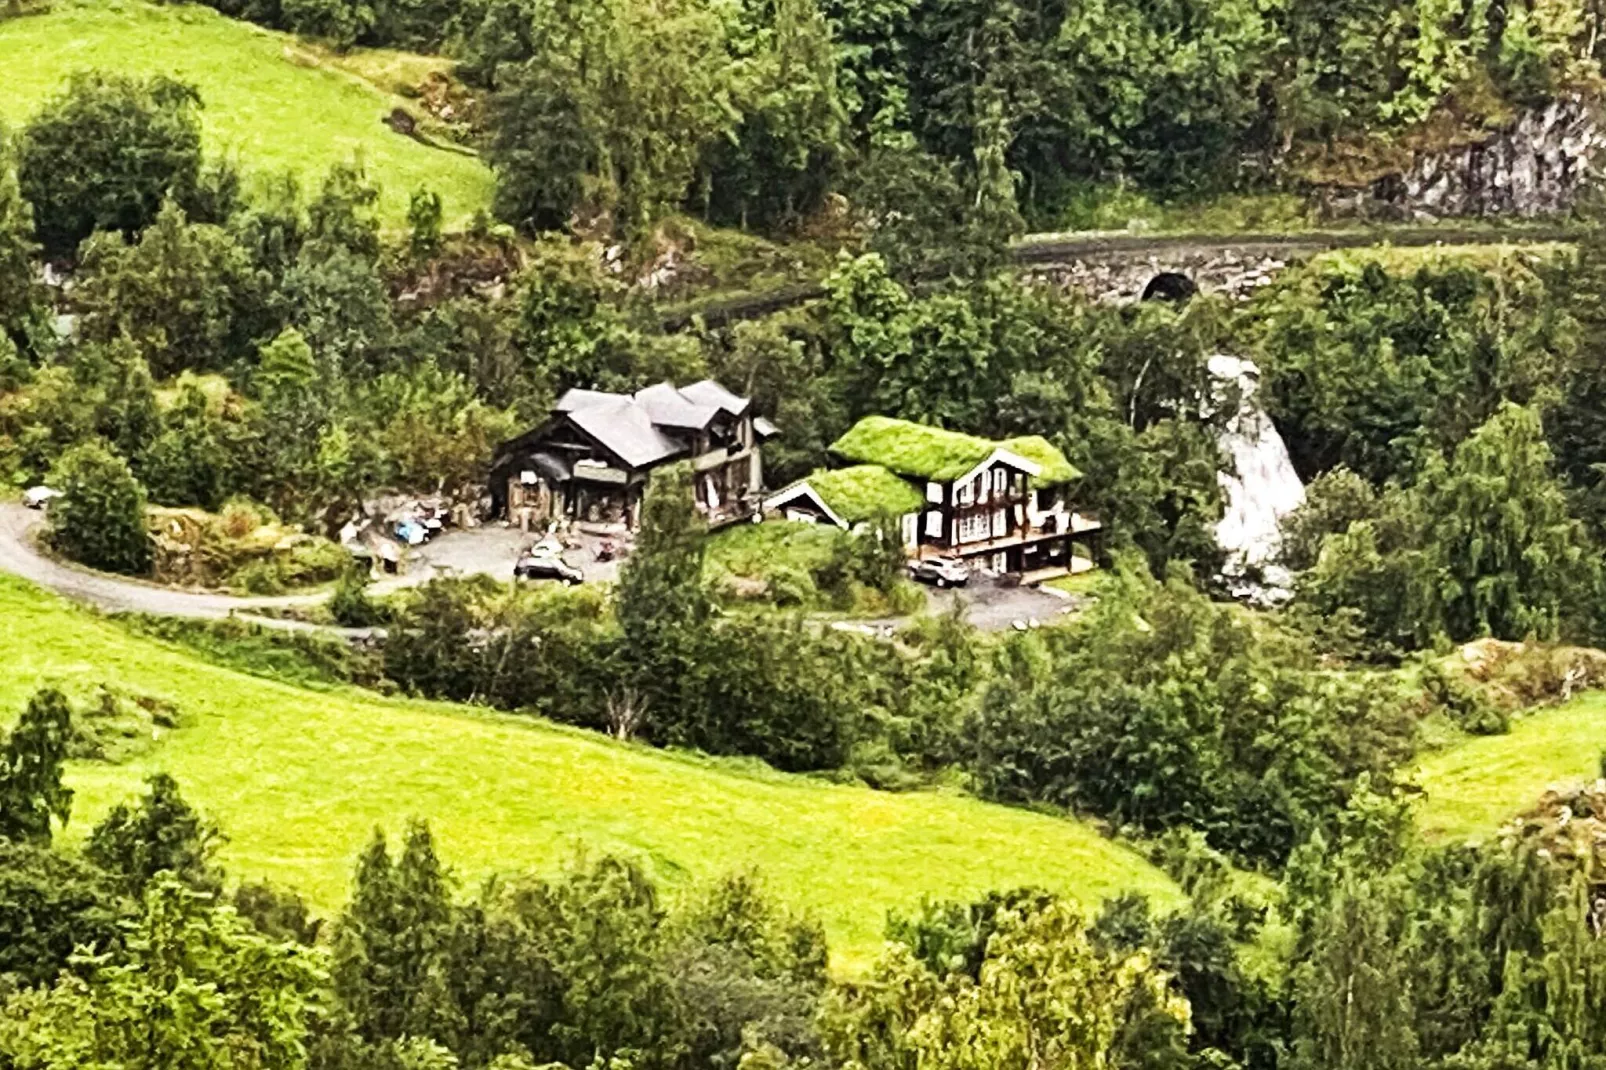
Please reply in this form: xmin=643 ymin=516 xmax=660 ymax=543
xmin=829 ymin=416 xmax=1081 ymax=485
xmin=998 ymin=436 xmax=1081 ymax=485
xmin=801 ymin=465 xmax=925 ymax=522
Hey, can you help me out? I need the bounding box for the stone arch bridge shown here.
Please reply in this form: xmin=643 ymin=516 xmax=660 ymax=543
xmin=668 ymin=225 xmax=1577 ymax=329
xmin=1011 ymin=225 xmax=1577 ymax=304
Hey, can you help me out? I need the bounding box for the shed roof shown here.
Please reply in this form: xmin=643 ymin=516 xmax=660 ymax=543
xmin=802 ymin=465 xmax=925 ymax=522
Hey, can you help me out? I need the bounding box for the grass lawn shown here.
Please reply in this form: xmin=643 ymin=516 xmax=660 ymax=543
xmin=1415 ymin=690 xmax=1606 ymax=842
xmin=706 ymin=521 xmax=847 ymax=579
xmin=1044 ymin=569 xmax=1103 ymax=597
xmin=0 ymin=575 xmax=1179 ymax=969
xmin=0 ymin=0 xmax=493 ymax=229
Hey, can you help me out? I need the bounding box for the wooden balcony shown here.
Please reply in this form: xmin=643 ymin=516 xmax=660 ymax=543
xmin=915 ymin=512 xmax=1102 ymax=561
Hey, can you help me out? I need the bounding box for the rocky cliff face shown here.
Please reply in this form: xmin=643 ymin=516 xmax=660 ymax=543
xmin=1317 ymin=96 xmax=1605 ymax=220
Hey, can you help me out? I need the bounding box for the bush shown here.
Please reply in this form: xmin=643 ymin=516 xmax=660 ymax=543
xmin=329 ymin=565 xmax=387 ymax=627
xmin=46 ymin=441 xmax=151 ymax=575
xmin=1420 ymin=660 xmax=1509 ymax=736
xmin=765 ymin=564 xmax=815 ymax=608
xmin=85 ymin=773 xmax=223 ymax=898
xmin=0 ymin=841 xmax=127 ymax=987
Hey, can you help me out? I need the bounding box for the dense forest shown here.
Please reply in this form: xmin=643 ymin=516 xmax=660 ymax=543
xmin=194 ymin=0 xmax=1604 ymax=235
xmin=3 ymin=688 xmax=1606 ymax=1070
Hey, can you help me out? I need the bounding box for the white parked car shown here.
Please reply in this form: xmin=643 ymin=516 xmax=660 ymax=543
xmin=24 ymin=486 xmax=61 ymax=510
xmin=908 ymin=556 xmax=971 ymax=588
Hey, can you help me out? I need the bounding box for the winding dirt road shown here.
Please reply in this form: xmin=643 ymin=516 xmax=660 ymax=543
xmin=0 ymin=503 xmax=371 ymax=635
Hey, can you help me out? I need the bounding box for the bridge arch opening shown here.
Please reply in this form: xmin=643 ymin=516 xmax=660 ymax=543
xmin=1140 ymin=272 xmax=1198 ymax=303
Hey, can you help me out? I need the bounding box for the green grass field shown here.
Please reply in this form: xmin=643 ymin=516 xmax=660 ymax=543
xmin=0 ymin=575 xmax=1179 ymax=968
xmin=0 ymin=0 xmax=493 ymax=228
xmin=1415 ymin=691 xmax=1606 ymax=842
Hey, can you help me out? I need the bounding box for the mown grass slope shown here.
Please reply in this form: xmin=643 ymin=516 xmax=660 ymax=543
xmin=1416 ymin=691 xmax=1606 ymax=842
xmin=0 ymin=575 xmax=1180 ymax=968
xmin=0 ymin=0 xmax=493 ymax=228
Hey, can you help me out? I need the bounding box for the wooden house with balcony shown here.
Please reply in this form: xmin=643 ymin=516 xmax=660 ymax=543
xmin=763 ymin=416 xmax=1100 ymax=580
xmin=489 ymin=380 xmax=777 ymax=531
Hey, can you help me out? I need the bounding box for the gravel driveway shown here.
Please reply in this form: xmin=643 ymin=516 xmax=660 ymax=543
xmin=0 ymin=503 xmax=1074 ymax=635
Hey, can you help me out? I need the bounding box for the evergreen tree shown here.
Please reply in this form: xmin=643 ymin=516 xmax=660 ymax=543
xmin=615 ymin=462 xmax=715 ymax=743
xmin=0 ymin=689 xmax=74 ymax=845
xmin=141 ymin=384 xmax=232 ymax=511
xmin=0 ymin=124 xmax=42 ymax=355
xmin=85 ymin=773 xmax=224 ymax=898
xmin=332 ymin=821 xmax=459 ymax=1044
xmin=1424 ymin=403 xmax=1594 ymax=642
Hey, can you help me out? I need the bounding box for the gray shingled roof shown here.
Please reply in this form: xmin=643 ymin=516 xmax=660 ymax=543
xmin=556 ymin=387 xmax=631 ymax=413
xmin=566 ymin=399 xmax=684 ymax=470
xmin=680 ymin=379 xmax=750 ymax=417
xmin=634 ymin=382 xmax=721 ymax=430
xmin=544 ymin=380 xmax=759 ymax=471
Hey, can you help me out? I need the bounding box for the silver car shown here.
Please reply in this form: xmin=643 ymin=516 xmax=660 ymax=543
xmin=909 ymin=556 xmax=971 ymax=588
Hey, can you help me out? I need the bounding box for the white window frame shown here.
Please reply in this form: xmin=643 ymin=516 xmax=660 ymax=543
xmin=958 ymin=513 xmax=990 ymax=543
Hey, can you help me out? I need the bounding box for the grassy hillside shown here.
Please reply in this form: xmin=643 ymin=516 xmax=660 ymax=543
xmin=0 ymin=0 xmax=493 ymax=228
xmin=0 ymin=575 xmax=1180 ymax=968
xmin=1416 ymin=691 xmax=1606 ymax=842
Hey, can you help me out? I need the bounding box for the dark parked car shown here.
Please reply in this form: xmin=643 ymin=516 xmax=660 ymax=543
xmin=514 ymin=549 xmax=584 ymax=585
xmin=908 ymin=556 xmax=971 ymax=588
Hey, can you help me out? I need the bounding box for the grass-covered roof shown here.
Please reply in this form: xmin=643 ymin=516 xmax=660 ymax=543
xmin=829 ymin=416 xmax=1080 ymax=485
xmin=998 ymin=436 xmax=1081 ymax=485
xmin=803 ymin=465 xmax=925 ymax=522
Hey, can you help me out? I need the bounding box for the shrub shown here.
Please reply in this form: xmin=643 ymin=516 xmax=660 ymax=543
xmin=1420 ymin=660 xmax=1508 ymax=736
xmin=766 ymin=564 xmax=815 ymax=607
xmin=329 ymin=565 xmax=386 ymax=627
xmin=230 ymin=558 xmax=286 ymax=594
xmin=46 ymin=441 xmax=151 ymax=575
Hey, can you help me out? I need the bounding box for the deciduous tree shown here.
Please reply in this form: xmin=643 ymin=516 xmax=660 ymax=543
xmin=45 ymin=440 xmax=152 ymax=575
xmin=18 ymin=72 xmax=204 ymax=252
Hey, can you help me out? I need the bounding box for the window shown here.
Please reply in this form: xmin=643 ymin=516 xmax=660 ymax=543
xmin=926 ymin=481 xmax=943 ymax=504
xmin=958 ymin=513 xmax=990 ymax=543
xmin=994 ymin=468 xmax=1008 ymax=492
xmin=925 ymin=510 xmax=943 ymax=538
xmin=957 ymin=481 xmax=972 ymax=506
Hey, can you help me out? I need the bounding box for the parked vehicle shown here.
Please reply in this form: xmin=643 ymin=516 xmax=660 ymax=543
xmin=24 ymin=486 xmax=61 ymax=509
xmin=514 ymin=548 xmax=584 ymax=585
xmin=909 ymin=556 xmax=971 ymax=588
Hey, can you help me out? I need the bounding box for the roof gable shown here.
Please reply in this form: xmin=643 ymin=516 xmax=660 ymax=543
xmin=780 ymin=465 xmax=925 ymax=523
xmin=566 ymin=401 xmax=684 ymax=469
xmin=633 ymin=382 xmax=720 ymax=430
xmin=829 ymin=416 xmax=1080 ymax=484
